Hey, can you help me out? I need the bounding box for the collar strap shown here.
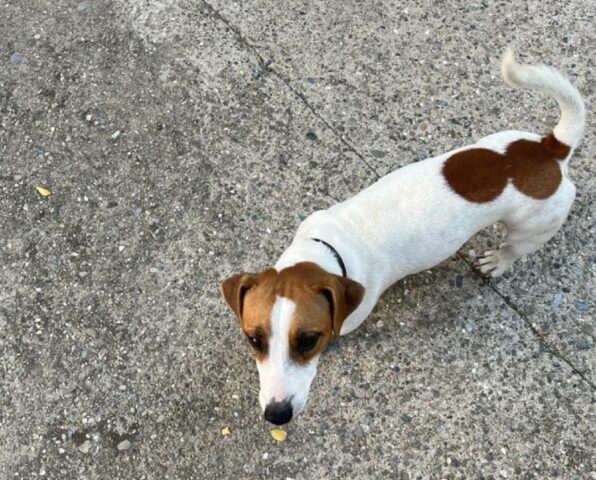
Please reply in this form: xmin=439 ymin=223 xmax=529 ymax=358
xmin=310 ymin=238 xmax=347 ymax=277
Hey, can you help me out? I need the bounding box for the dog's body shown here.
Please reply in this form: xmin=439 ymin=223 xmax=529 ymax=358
xmin=222 ymin=49 xmax=585 ymax=424
xmin=277 ymin=131 xmax=577 ymax=335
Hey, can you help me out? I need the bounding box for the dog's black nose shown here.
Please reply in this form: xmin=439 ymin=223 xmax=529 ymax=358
xmin=264 ymin=400 xmax=293 ymax=425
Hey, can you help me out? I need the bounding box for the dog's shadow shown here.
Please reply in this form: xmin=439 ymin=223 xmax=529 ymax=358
xmin=323 ymin=251 xmax=505 ymax=360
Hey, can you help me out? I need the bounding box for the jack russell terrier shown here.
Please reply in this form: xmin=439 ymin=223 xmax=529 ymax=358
xmin=221 ymin=49 xmax=585 ymax=425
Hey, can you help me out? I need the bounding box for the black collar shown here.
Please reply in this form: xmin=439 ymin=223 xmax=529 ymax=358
xmin=310 ymin=238 xmax=347 ymax=277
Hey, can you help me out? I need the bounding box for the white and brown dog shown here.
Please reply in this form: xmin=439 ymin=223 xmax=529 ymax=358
xmin=221 ymin=49 xmax=585 ymax=425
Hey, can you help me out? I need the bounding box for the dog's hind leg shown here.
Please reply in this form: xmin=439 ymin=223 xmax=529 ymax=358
xmin=478 ymin=226 xmax=562 ymax=277
xmin=478 ymin=181 xmax=576 ymax=277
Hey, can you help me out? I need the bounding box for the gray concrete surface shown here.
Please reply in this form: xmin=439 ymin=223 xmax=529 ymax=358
xmin=1 ymin=0 xmax=594 ymax=479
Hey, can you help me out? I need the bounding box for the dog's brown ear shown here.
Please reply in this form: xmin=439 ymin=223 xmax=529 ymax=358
xmin=221 ymin=273 xmax=257 ymax=320
xmin=317 ymin=276 xmax=365 ymax=336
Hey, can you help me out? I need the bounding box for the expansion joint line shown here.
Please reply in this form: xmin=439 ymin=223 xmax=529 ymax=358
xmin=457 ymin=252 xmax=596 ymax=392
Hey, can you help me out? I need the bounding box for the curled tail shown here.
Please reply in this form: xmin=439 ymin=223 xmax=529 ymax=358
xmin=501 ymin=48 xmax=585 ymax=151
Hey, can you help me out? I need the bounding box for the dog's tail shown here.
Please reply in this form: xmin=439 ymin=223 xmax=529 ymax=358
xmin=501 ymin=47 xmax=585 ymax=152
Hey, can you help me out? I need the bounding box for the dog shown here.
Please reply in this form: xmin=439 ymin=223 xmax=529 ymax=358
xmin=221 ymin=49 xmax=585 ymax=425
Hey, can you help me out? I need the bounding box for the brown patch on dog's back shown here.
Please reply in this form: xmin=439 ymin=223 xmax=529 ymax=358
xmin=443 ymin=133 xmax=570 ymax=202
xmin=441 ymin=149 xmax=507 ymax=203
xmin=507 ymin=136 xmax=568 ymax=199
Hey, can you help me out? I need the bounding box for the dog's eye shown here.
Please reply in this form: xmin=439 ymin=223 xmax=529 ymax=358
xmin=296 ymin=334 xmax=321 ymax=356
xmin=246 ymin=334 xmax=264 ymax=352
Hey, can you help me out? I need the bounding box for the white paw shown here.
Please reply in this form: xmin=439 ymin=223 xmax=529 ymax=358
xmin=477 ymin=248 xmax=513 ymax=277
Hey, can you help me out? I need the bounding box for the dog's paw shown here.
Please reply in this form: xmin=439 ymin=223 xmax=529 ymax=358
xmin=477 ymin=248 xmax=513 ymax=277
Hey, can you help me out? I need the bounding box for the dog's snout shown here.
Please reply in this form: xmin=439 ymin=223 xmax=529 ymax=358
xmin=264 ymin=400 xmax=293 ymax=425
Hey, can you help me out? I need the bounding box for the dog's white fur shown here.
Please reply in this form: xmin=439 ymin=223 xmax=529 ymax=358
xmin=250 ymin=49 xmax=585 ymax=419
xmin=501 ymin=49 xmax=585 ymax=148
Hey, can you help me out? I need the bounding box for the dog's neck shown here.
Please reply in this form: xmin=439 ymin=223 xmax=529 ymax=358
xmin=275 ymin=238 xmax=345 ymax=277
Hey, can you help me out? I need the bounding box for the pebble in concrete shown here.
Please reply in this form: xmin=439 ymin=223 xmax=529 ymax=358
xmin=10 ymin=52 xmax=23 ymax=64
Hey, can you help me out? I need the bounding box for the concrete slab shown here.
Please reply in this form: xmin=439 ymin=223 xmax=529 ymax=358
xmin=1 ymin=0 xmax=375 ymax=476
xmin=0 ymin=0 xmax=594 ymax=479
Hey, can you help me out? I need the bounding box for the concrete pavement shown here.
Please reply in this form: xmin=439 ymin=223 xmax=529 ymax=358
xmin=1 ymin=0 xmax=594 ymax=478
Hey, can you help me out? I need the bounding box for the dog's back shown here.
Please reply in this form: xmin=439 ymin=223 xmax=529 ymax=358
xmin=299 ymin=49 xmax=585 ymax=288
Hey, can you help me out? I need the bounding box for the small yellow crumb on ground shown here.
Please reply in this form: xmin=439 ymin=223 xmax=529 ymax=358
xmin=36 ymin=186 xmax=51 ymax=197
xmin=270 ymin=428 xmax=287 ymax=442
xmin=221 ymin=426 xmax=231 ymax=436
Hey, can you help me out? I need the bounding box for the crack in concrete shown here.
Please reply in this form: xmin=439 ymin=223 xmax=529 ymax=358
xmin=458 ymin=252 xmax=596 ymax=392
xmin=326 ymin=192 xmax=341 ymax=203
xmin=201 ymin=0 xmax=382 ymax=181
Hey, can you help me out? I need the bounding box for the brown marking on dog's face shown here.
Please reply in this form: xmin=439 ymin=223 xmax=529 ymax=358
xmin=278 ymin=262 xmax=363 ymax=363
xmin=442 ymin=134 xmax=570 ymax=202
xmin=286 ymin=282 xmax=334 ymax=365
xmin=221 ymin=262 xmax=364 ymax=363
xmin=238 ymin=269 xmax=277 ymax=361
xmin=221 ymin=268 xmax=279 ymax=361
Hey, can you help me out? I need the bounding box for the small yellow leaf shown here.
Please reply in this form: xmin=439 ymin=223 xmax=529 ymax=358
xmin=270 ymin=428 xmax=287 ymax=442
xmin=221 ymin=426 xmax=231 ymax=436
xmin=36 ymin=186 xmax=51 ymax=197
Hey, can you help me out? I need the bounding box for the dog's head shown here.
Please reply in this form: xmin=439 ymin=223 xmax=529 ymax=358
xmin=221 ymin=262 xmax=364 ymax=424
